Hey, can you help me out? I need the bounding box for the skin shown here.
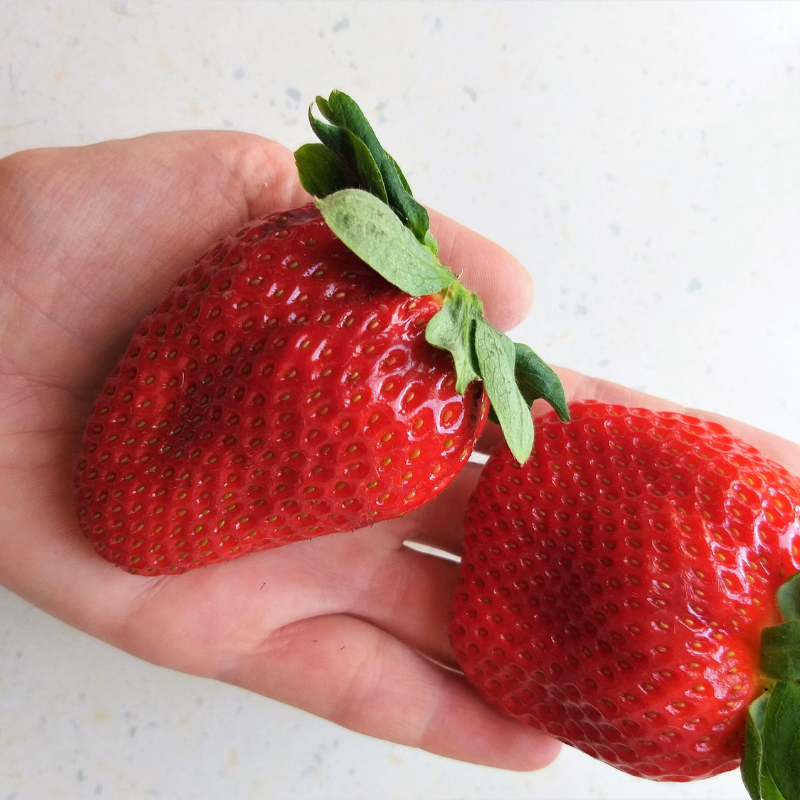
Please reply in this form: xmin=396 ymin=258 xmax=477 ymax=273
xmin=0 ymin=132 xmax=797 ymax=771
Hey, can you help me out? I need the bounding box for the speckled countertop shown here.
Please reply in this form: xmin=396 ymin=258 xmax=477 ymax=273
xmin=2 ymin=2 xmax=799 ymax=798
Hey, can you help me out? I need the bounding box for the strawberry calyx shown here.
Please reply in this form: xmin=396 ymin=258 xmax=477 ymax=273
xmin=294 ymin=90 xmax=568 ymax=463
xmin=742 ymin=571 xmax=800 ymax=800
xmin=296 ymin=90 xmax=436 ymax=252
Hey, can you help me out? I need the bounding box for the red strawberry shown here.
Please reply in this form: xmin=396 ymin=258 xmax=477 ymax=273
xmin=450 ymin=400 xmax=800 ymax=789
xmin=75 ymin=204 xmax=485 ymax=573
xmin=75 ymin=91 xmax=567 ymax=574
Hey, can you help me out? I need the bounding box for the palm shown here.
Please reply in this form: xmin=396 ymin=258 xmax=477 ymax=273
xmin=2 ymin=132 xmax=798 ymax=772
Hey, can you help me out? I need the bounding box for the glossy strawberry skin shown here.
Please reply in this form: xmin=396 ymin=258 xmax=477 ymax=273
xmin=450 ymin=400 xmax=800 ymax=781
xmin=76 ymin=204 xmax=487 ymax=575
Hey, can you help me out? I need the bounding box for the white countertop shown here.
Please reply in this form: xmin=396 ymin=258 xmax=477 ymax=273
xmin=2 ymin=2 xmax=799 ymax=798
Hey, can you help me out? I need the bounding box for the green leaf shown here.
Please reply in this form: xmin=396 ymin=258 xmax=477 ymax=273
xmin=385 ymin=151 xmax=413 ymax=194
xmin=313 ymin=94 xmax=336 ymax=123
xmin=422 ymin=229 xmax=439 ymax=256
xmin=777 ymin=573 xmax=800 ymax=622
xmin=307 ymin=106 xmax=354 ymax=166
xmin=295 ymin=144 xmax=352 ymax=198
xmin=744 ymin=694 xmax=766 ymax=800
xmin=317 ymin=189 xmax=455 ymax=296
xmin=327 ymin=91 xmax=430 ymax=243
xmin=762 ymin=620 xmax=800 ymax=681
xmin=325 ymin=91 xmax=392 ymax=170
xmin=763 ymin=681 xmax=800 ymax=800
xmin=306 ymin=107 xmax=387 ymax=201
xmin=743 ymin=693 xmax=787 ymax=800
xmin=474 ymin=319 xmax=534 ymax=464
xmin=300 ymin=92 xmax=433 ymax=247
xmin=385 ymin=150 xmax=435 ymax=249
xmin=514 ymin=343 xmax=570 ymax=422
xmin=742 ymin=694 xmax=765 ymax=800
xmin=381 ymin=157 xmax=430 ymax=243
xmin=425 ymin=287 xmax=482 ymax=394
xmin=342 ymin=129 xmax=388 ymax=203
xmin=763 ymin=770 xmax=789 ymax=800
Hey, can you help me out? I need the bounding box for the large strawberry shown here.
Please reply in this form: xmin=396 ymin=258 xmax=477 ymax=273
xmin=450 ymin=400 xmax=800 ymax=796
xmin=75 ymin=91 xmax=567 ymax=575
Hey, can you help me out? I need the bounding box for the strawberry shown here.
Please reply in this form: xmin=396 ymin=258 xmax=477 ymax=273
xmin=75 ymin=91 xmax=567 ymax=575
xmin=450 ymin=400 xmax=800 ymax=795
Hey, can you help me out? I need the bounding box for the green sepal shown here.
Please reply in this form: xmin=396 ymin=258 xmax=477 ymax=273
xmin=747 ymin=572 xmax=800 ymax=799
xmin=314 ymin=93 xmax=336 ymax=123
xmin=741 ymin=692 xmax=764 ymax=800
xmin=762 ymin=620 xmax=800 ymax=681
xmin=777 ymin=573 xmax=800 ymax=622
xmin=423 ymin=229 xmax=439 ymax=256
xmin=295 ymin=143 xmax=353 ymax=198
xmin=386 ymin=149 xmax=434 ymax=251
xmin=474 ymin=319 xmax=534 ymax=464
xmin=763 ymin=681 xmax=800 ymax=800
xmin=424 ymin=304 xmax=569 ymax=436
xmin=425 ymin=286 xmax=482 ymax=395
xmin=345 ymin=129 xmax=389 ymax=204
xmin=763 ymin=770 xmax=789 ymax=800
xmin=316 ymin=189 xmax=455 ymax=296
xmin=743 ymin=693 xmax=786 ymax=800
xmin=306 ymin=106 xmax=388 ymax=204
xmin=385 ymin=151 xmax=413 ymax=194
xmin=306 ymin=91 xmax=431 ymax=245
xmin=306 ymin=107 xmax=357 ymax=174
xmin=326 ymin=91 xmax=430 ymax=243
xmin=514 ymin=343 xmax=570 ymax=422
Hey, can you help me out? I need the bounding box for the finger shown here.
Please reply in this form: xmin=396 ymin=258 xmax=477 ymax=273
xmin=222 ymin=613 xmax=561 ymax=771
xmin=7 ymin=489 xmax=558 ymax=774
xmin=545 ymin=366 xmax=685 ymax=415
xmin=53 ymin=517 xmax=459 ymax=674
xmin=475 ymin=367 xmax=683 ymax=457
xmin=685 ymin=409 xmax=800 ymax=477
xmin=428 ymin=208 xmax=534 ymax=332
xmin=413 ymin=365 xmax=800 ymax=558
xmin=157 ymin=526 xmax=465 ymax=669
xmin=344 ymin=541 xmax=461 ymax=667
xmin=544 ymin=366 xmax=800 ymax=476
xmin=478 ymin=365 xmax=800 ymax=471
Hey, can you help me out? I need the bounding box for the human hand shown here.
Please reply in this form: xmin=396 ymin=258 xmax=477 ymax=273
xmin=2 ymin=133 xmax=797 ymax=775
xmin=0 ymin=131 xmax=556 ymax=770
